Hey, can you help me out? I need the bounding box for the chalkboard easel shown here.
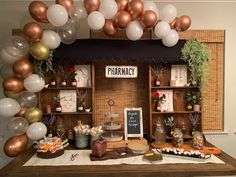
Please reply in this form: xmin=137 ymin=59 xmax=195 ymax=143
xmin=124 ymin=107 xmax=143 ymax=140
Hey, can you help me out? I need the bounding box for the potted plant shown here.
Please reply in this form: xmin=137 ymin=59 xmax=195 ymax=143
xmin=184 ymin=91 xmax=193 ymax=111
xmin=151 ymin=63 xmax=167 ymax=86
xmin=152 ymin=92 xmax=166 ymax=112
xmin=181 ymin=38 xmax=210 ymax=92
xmin=192 ymin=91 xmax=201 ymax=111
xmin=164 ymin=116 xmax=175 ymax=136
xmin=189 ymin=113 xmax=201 ymax=135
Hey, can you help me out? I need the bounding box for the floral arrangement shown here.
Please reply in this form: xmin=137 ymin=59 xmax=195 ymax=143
xmin=74 ymin=121 xmax=90 ymax=135
xmin=189 ymin=113 xmax=200 ymax=128
xmin=90 ymin=126 xmax=103 ymax=137
xmin=67 ymin=66 xmax=77 ymax=79
xmin=152 ymin=92 xmax=166 ymax=103
xmin=164 ymin=116 xmax=175 ymax=127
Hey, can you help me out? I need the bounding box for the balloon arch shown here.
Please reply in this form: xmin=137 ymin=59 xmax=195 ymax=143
xmin=0 ymin=0 xmax=191 ymax=157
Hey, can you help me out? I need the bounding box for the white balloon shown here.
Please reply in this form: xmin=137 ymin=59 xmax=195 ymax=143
xmin=0 ymin=48 xmax=20 ymax=64
xmin=0 ymin=98 xmax=20 ymax=117
xmin=87 ymin=11 xmax=105 ymax=30
xmin=160 ymin=4 xmax=177 ymax=23
xmin=154 ymin=21 xmax=171 ymax=39
xmin=7 ymin=117 xmax=29 ymax=136
xmin=47 ymin=4 xmax=69 ymax=27
xmin=41 ymin=30 xmax=61 ymax=49
xmin=126 ymin=20 xmax=143 ymax=41
xmin=24 ymin=74 xmax=45 ymax=93
xmin=74 ymin=6 xmax=88 ymax=19
xmin=162 ymin=29 xmax=179 ymax=47
xmin=26 ymin=122 xmax=47 ymax=141
xmin=99 ymin=0 xmax=118 ymax=19
xmin=144 ymin=1 xmax=159 ymax=18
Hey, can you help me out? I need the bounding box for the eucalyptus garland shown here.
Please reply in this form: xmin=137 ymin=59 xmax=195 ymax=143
xmin=33 ymin=50 xmax=55 ymax=77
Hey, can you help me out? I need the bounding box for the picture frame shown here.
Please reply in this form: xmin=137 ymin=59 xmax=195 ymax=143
xmin=59 ymin=90 xmax=77 ymax=112
xmin=124 ymin=107 xmax=143 ymax=140
xmin=74 ymin=65 xmax=91 ymax=87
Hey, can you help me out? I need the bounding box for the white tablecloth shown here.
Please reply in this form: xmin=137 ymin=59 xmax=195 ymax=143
xmin=23 ymin=150 xmax=224 ymax=166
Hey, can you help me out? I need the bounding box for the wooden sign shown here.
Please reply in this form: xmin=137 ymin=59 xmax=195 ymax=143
xmin=124 ymin=108 xmax=143 ymax=140
xmin=105 ymin=66 xmax=138 ymax=78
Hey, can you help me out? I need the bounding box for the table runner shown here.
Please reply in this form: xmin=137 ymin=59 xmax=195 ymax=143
xmin=23 ymin=150 xmax=224 ymax=166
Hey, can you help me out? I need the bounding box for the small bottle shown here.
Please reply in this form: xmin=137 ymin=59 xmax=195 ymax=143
xmin=71 ymin=77 xmax=77 ymax=87
xmin=156 ymin=102 xmax=161 ymax=112
xmin=155 ymin=76 xmax=160 ymax=86
xmin=56 ymin=102 xmax=62 ymax=112
xmin=50 ymin=78 xmax=57 ymax=87
xmin=172 ymin=128 xmax=183 ymax=147
xmin=193 ymin=131 xmax=204 ymax=150
xmin=155 ymin=123 xmax=166 ymax=144
xmin=61 ymin=79 xmax=67 ymax=87
xmin=67 ymin=129 xmax=75 ymax=144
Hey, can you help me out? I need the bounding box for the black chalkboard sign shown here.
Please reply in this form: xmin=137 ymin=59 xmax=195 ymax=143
xmin=124 ymin=108 xmax=143 ymax=140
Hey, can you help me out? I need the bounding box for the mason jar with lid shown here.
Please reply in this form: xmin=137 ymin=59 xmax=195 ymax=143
xmin=155 ymin=123 xmax=166 ymax=144
xmin=193 ymin=131 xmax=204 ymax=149
xmin=172 ymin=128 xmax=183 ymax=147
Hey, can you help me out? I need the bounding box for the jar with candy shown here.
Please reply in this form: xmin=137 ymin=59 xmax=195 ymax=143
xmin=192 ymin=131 xmax=204 ymax=149
xmin=172 ymin=128 xmax=183 ymax=147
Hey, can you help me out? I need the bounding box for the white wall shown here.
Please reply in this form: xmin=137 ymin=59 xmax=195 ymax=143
xmin=1 ymin=0 xmax=236 ymax=169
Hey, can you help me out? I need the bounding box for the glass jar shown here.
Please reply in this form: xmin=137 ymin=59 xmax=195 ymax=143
xmin=155 ymin=123 xmax=166 ymax=144
xmin=193 ymin=131 xmax=204 ymax=149
xmin=172 ymin=128 xmax=183 ymax=147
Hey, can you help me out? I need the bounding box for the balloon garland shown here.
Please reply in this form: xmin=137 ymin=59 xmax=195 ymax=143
xmin=0 ymin=0 xmax=191 ymax=157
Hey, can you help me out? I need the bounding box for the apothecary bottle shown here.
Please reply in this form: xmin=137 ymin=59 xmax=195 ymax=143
xmin=192 ymin=131 xmax=204 ymax=150
xmin=172 ymin=128 xmax=183 ymax=147
xmin=155 ymin=123 xmax=166 ymax=144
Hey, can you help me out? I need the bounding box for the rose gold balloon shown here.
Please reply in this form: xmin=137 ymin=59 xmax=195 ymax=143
xmin=84 ymin=0 xmax=100 ymax=14
xmin=4 ymin=134 xmax=28 ymax=157
xmin=29 ymin=1 xmax=49 ymax=23
xmin=17 ymin=108 xmax=27 ymax=117
xmin=139 ymin=10 xmax=157 ymax=28
xmin=23 ymin=22 xmax=43 ymax=43
xmin=116 ymin=0 xmax=128 ymax=11
xmin=56 ymin=0 xmax=74 ymax=17
xmin=176 ymin=15 xmax=191 ymax=32
xmin=13 ymin=58 xmax=33 ymax=79
xmin=127 ymin=0 xmax=144 ymax=20
xmin=103 ymin=20 xmax=117 ymax=36
xmin=169 ymin=17 xmax=179 ymax=29
xmin=3 ymin=77 xmax=24 ymax=93
xmin=114 ymin=10 xmax=131 ymax=28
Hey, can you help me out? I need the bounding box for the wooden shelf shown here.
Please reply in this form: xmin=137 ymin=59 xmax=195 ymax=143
xmin=43 ymin=112 xmax=93 ymax=116
xmin=152 ymin=111 xmax=201 ymax=114
xmin=43 ymin=86 xmax=93 ymax=90
xmin=152 ymin=135 xmax=193 ymax=140
xmin=151 ymin=86 xmax=199 ymax=89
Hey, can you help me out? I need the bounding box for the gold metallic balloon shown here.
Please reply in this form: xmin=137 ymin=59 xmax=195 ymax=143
xmin=29 ymin=1 xmax=49 ymax=23
xmin=139 ymin=10 xmax=157 ymax=28
xmin=114 ymin=10 xmax=131 ymax=28
xmin=103 ymin=20 xmax=117 ymax=36
xmin=25 ymin=107 xmax=42 ymax=124
xmin=4 ymin=134 xmax=28 ymax=157
xmin=3 ymin=77 xmax=24 ymax=93
xmin=116 ymin=0 xmax=128 ymax=11
xmin=13 ymin=58 xmax=33 ymax=79
xmin=127 ymin=0 xmax=144 ymax=20
xmin=56 ymin=0 xmax=74 ymax=17
xmin=25 ymin=107 xmax=43 ymax=124
xmin=29 ymin=42 xmax=50 ymax=60
xmin=84 ymin=0 xmax=100 ymax=14
xmin=23 ymin=22 xmax=43 ymax=43
xmin=4 ymin=90 xmax=22 ymax=99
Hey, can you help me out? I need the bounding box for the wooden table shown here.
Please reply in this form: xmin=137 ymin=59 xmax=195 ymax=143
xmin=1 ymin=142 xmax=236 ymax=177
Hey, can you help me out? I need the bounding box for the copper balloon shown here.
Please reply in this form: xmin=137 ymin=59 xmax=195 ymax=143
xmin=25 ymin=107 xmax=42 ymax=124
xmin=176 ymin=15 xmax=191 ymax=32
xmin=56 ymin=0 xmax=74 ymax=17
xmin=169 ymin=17 xmax=179 ymax=29
xmin=127 ymin=0 xmax=144 ymax=20
xmin=103 ymin=20 xmax=117 ymax=36
xmin=3 ymin=77 xmax=24 ymax=93
xmin=114 ymin=10 xmax=131 ymax=28
xmin=116 ymin=0 xmax=128 ymax=11
xmin=29 ymin=1 xmax=49 ymax=23
xmin=4 ymin=134 xmax=28 ymax=157
xmin=84 ymin=0 xmax=100 ymax=14
xmin=17 ymin=108 xmax=27 ymax=117
xmin=139 ymin=10 xmax=157 ymax=28
xmin=12 ymin=58 xmax=33 ymax=79
xmin=23 ymin=22 xmax=43 ymax=43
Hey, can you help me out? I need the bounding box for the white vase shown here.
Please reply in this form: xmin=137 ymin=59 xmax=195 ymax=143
xmin=193 ymin=104 xmax=200 ymax=112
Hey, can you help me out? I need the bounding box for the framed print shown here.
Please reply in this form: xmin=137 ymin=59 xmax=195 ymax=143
xmin=60 ymin=90 xmax=77 ymax=112
xmin=75 ymin=65 xmax=91 ymax=87
xmin=171 ymin=65 xmax=187 ymax=86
